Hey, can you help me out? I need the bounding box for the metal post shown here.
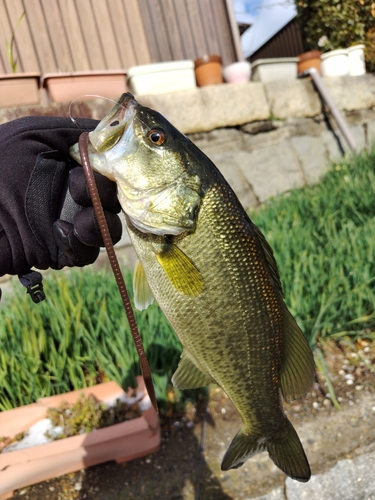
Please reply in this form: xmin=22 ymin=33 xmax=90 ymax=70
xmin=300 ymin=68 xmax=356 ymax=152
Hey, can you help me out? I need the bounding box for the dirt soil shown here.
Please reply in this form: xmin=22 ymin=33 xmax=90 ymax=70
xmin=10 ymin=339 xmax=375 ymax=500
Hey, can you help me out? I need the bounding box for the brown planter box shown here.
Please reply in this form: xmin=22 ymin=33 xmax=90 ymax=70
xmin=0 ymin=377 xmax=160 ymax=499
xmin=0 ymin=73 xmax=40 ymax=108
xmin=41 ymin=70 xmax=128 ymax=103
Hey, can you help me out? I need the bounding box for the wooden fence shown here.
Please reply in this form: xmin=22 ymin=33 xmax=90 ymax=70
xmin=0 ymin=0 xmax=241 ymax=74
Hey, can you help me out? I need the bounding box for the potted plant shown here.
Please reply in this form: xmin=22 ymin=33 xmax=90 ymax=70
xmin=41 ymin=69 xmax=128 ymax=103
xmin=0 ymin=376 xmax=160 ymax=499
xmin=0 ymin=11 xmax=40 ymax=108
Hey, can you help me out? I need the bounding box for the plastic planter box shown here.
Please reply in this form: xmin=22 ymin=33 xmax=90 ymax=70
xmin=251 ymin=58 xmax=299 ymax=82
xmin=0 ymin=377 xmax=160 ymax=499
xmin=127 ymin=60 xmax=196 ymax=96
xmin=41 ymin=70 xmax=128 ymax=103
xmin=0 ymin=73 xmax=40 ymax=108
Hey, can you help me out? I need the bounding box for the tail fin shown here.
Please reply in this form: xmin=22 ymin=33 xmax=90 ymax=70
xmin=221 ymin=419 xmax=311 ymax=483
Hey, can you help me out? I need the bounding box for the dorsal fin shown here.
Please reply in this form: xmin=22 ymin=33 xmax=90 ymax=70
xmin=251 ymin=222 xmax=283 ymax=295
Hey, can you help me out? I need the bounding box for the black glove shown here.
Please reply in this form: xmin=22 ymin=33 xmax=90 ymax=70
xmin=0 ymin=116 xmax=122 ymax=276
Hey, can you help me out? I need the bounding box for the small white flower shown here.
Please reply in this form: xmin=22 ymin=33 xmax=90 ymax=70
xmin=318 ymin=36 xmax=328 ymax=47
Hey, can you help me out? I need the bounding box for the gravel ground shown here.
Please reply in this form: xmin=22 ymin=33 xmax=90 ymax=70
xmin=9 ymin=339 xmax=375 ymax=500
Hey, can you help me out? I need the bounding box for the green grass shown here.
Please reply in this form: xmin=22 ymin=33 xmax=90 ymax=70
xmin=0 ymin=270 xmax=184 ymax=411
xmin=1 ymin=148 xmax=374 ymax=411
xmin=250 ymin=148 xmax=375 ymax=346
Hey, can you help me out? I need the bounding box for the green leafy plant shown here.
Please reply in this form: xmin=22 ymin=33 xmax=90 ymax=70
xmin=5 ymin=11 xmax=25 ymax=73
xmin=295 ymin=1 xmax=375 ymax=58
xmin=251 ymin=147 xmax=375 ymax=347
xmin=0 ymin=269 xmax=185 ymax=413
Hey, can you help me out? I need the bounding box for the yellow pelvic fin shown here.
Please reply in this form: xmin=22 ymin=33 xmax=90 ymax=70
xmin=279 ymin=310 xmax=315 ymax=403
xmin=156 ymin=243 xmax=203 ymax=296
xmin=133 ymin=259 xmax=155 ymax=311
xmin=172 ymin=350 xmax=211 ymax=389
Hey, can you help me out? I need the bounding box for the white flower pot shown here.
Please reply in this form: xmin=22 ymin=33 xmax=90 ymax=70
xmin=347 ymin=44 xmax=366 ymax=76
xmin=321 ymin=49 xmax=349 ymax=77
xmin=222 ymin=61 xmax=251 ymax=83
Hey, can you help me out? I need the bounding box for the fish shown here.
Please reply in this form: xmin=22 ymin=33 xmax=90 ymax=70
xmin=70 ymin=93 xmax=315 ymax=482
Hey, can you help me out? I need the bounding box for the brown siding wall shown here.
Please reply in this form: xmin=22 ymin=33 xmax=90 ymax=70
xmin=0 ymin=0 xmax=239 ymax=74
xmin=138 ymin=0 xmax=238 ymax=67
xmin=248 ymin=18 xmax=304 ymax=63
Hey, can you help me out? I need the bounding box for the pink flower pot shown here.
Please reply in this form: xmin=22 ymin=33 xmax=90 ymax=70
xmin=222 ymin=61 xmax=252 ymax=83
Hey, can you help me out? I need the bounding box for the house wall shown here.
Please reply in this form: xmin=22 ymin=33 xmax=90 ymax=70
xmin=0 ymin=73 xmax=374 ymax=267
xmin=0 ymin=0 xmax=240 ymax=75
xmin=248 ymin=18 xmax=305 ymax=63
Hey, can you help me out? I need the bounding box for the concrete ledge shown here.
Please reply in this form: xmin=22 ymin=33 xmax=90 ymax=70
xmin=265 ymin=79 xmax=321 ymax=119
xmin=138 ymin=82 xmax=270 ymax=133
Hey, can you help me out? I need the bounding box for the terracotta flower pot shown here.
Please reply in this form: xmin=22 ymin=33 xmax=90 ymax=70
xmin=41 ymin=70 xmax=128 ymax=103
xmin=194 ymin=54 xmax=223 ymax=86
xmin=0 ymin=377 xmax=160 ymax=499
xmin=0 ymin=73 xmax=40 ymax=108
xmin=298 ymin=51 xmax=322 ymax=76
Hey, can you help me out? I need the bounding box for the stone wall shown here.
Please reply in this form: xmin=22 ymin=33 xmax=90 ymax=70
xmin=139 ymin=74 xmax=375 ymax=209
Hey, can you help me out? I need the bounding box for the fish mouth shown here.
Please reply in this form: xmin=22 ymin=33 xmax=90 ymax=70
xmin=88 ymin=93 xmax=138 ymax=153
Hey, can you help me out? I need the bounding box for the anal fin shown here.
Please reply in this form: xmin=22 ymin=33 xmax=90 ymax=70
xmin=172 ymin=350 xmax=211 ymax=389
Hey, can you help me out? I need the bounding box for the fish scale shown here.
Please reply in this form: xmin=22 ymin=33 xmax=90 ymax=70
xmin=70 ymin=93 xmax=315 ymax=482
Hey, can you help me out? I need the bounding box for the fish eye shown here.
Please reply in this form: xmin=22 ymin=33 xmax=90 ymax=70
xmin=110 ymin=120 xmax=120 ymax=127
xmin=148 ymin=129 xmax=165 ymax=146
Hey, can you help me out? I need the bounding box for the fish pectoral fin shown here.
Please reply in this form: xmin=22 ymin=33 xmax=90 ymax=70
xmin=156 ymin=243 xmax=203 ymax=297
xmin=279 ymin=310 xmax=315 ymax=402
xmin=222 ymin=420 xmax=311 ymax=483
xmin=133 ymin=259 xmax=155 ymax=311
xmin=172 ymin=350 xmax=211 ymax=389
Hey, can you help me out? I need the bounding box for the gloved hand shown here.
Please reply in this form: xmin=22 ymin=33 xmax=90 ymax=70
xmin=0 ymin=116 xmax=122 ymax=276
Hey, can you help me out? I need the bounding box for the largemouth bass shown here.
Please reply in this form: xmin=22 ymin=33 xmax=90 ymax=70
xmin=70 ymin=93 xmax=315 ymax=482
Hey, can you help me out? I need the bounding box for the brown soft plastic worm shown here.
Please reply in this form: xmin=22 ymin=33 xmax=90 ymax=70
xmin=78 ymin=132 xmax=158 ymax=414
